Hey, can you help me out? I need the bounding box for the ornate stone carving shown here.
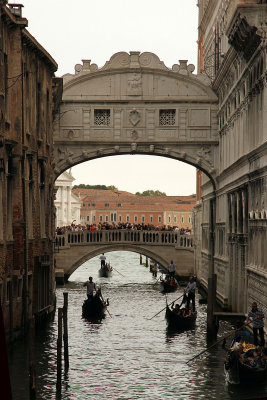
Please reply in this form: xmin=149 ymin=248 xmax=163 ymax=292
xmin=129 ymin=109 xmax=141 ymax=126
xmin=131 ymin=143 xmax=137 ymax=152
xmin=196 ymin=146 xmax=213 ymax=167
xmin=149 ymin=145 xmax=155 ymax=152
xmin=127 ymin=73 xmax=142 ymax=95
xmin=131 ymin=130 xmax=138 ymax=140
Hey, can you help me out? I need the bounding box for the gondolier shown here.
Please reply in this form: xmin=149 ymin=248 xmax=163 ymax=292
xmin=168 ymin=260 xmax=176 ymax=278
xmin=83 ymin=276 xmax=96 ymax=299
xmin=246 ymin=302 xmax=265 ymax=347
xmin=184 ymin=276 xmax=196 ymax=312
xmin=100 ymin=253 xmax=106 ymax=267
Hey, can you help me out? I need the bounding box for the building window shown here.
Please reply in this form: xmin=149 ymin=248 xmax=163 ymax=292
xmin=126 ymin=215 xmax=129 ymax=222
xmin=119 ymin=215 xmax=122 ymax=222
xmin=159 ymin=109 xmax=175 ymax=126
xmin=105 ymin=215 xmax=108 ymax=222
xmin=168 ymin=215 xmax=171 ymax=223
xmin=87 ymin=216 xmax=90 ymax=221
xmin=174 ymin=216 xmax=177 ymax=223
xmin=118 ymin=203 xmax=122 ymax=207
xmin=105 ymin=203 xmax=109 ymax=207
xmin=134 ymin=215 xmax=138 ymax=222
xmin=88 ymin=203 xmax=90 ymax=207
xmin=83 ymin=203 xmax=85 ymax=207
xmin=111 ymin=213 xmax=117 ymax=222
xmin=158 ymin=216 xmax=162 ymax=223
xmin=150 ymin=215 xmax=153 ymax=223
xmin=99 ymin=215 xmax=103 ymax=222
xmin=141 ymin=215 xmax=145 ymax=222
xmin=92 ymin=203 xmax=96 ymax=207
xmin=181 ymin=215 xmax=184 ymax=223
xmin=93 ymin=215 xmax=96 ymax=222
xmin=94 ymin=109 xmax=110 ymax=125
xmin=188 ymin=216 xmax=192 ymax=223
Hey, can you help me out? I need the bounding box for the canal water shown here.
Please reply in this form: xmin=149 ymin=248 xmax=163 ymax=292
xmin=8 ymin=251 xmax=267 ymax=399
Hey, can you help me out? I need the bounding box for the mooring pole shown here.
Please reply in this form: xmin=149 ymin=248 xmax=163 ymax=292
xmin=145 ymin=256 xmax=148 ymax=267
xmin=56 ymin=308 xmax=63 ymax=394
xmin=29 ymin=316 xmax=36 ymax=399
xmin=140 ymin=254 xmax=142 ymax=265
xmin=63 ymin=292 xmax=69 ymax=371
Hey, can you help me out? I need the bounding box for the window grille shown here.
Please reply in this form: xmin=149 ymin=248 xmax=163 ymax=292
xmin=94 ymin=109 xmax=110 ymax=125
xmin=159 ymin=109 xmax=175 ymax=125
xmin=105 ymin=203 xmax=109 ymax=207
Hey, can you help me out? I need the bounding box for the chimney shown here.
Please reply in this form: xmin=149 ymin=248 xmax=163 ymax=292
xmin=8 ymin=3 xmax=23 ymax=17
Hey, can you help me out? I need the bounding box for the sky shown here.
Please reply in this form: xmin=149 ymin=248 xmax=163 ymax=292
xmin=20 ymin=0 xmax=199 ymax=196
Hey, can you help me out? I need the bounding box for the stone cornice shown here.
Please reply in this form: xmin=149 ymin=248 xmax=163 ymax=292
xmin=198 ymin=0 xmax=218 ymax=36
xmin=22 ymin=30 xmax=58 ymax=73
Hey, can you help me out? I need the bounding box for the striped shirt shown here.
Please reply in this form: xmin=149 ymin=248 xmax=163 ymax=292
xmin=248 ymin=308 xmax=264 ymax=328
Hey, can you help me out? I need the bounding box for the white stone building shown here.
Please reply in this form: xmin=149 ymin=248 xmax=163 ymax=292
xmin=55 ymin=170 xmax=81 ymax=227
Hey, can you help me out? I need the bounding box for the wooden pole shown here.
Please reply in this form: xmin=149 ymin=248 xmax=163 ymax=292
xmin=29 ymin=316 xmax=36 ymax=399
xmin=56 ymin=308 xmax=63 ymax=394
xmin=140 ymin=254 xmax=142 ymax=265
xmin=0 ymin=305 xmax=12 ymax=400
xmin=145 ymin=256 xmax=148 ymax=267
xmin=63 ymin=292 xmax=69 ymax=371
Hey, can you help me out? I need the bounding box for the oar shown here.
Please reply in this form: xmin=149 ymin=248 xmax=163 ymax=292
xmin=112 ymin=266 xmax=125 ymax=278
xmin=153 ymin=273 xmax=163 ymax=285
xmin=186 ymin=320 xmax=252 ymax=364
xmin=148 ymin=293 xmax=185 ymax=320
xmin=98 ymin=289 xmax=112 ymax=318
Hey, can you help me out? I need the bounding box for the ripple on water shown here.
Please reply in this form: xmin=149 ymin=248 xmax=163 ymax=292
xmin=8 ymin=252 xmax=267 ymax=400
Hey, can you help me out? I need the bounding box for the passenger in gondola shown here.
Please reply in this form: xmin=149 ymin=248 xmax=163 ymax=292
xmin=233 ymin=322 xmax=251 ymax=344
xmin=171 ymin=303 xmax=182 ymax=315
xmin=242 ymin=346 xmax=265 ymax=368
xmin=83 ymin=276 xmax=96 ymax=300
xmin=170 ymin=277 xmax=177 ymax=287
xmin=184 ymin=276 xmax=196 ymax=312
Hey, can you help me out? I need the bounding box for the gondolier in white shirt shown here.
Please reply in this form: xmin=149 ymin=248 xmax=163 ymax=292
xmin=83 ymin=276 xmax=96 ymax=300
xmin=168 ymin=260 xmax=176 ymax=278
xmin=184 ymin=276 xmax=196 ymax=312
xmin=246 ymin=302 xmax=265 ymax=347
xmin=99 ymin=253 xmax=106 ymax=268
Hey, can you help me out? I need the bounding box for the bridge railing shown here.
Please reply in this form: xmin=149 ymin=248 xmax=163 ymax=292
xmin=55 ymin=230 xmax=193 ymax=249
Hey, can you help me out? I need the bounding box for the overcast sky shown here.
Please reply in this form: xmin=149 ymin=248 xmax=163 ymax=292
xmin=21 ymin=0 xmax=199 ymax=196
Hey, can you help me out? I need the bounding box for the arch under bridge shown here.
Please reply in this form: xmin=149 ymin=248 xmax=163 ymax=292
xmin=54 ymin=230 xmax=194 ymax=281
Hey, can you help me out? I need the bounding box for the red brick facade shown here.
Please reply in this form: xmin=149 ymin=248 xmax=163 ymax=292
xmin=0 ymin=2 xmax=62 ymax=339
xmin=73 ymin=189 xmax=196 ymax=230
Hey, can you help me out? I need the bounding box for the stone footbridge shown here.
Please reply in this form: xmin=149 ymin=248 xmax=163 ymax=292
xmin=54 ymin=230 xmax=194 ymax=281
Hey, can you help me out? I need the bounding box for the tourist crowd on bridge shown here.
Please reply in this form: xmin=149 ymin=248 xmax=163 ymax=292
xmin=56 ymin=222 xmax=192 ymax=235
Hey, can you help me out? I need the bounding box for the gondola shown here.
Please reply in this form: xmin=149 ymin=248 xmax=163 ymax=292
xmin=82 ymin=290 xmax=109 ymax=320
xmin=224 ymin=340 xmax=267 ymax=384
xmin=98 ymin=264 xmax=113 ymax=278
xmin=160 ymin=278 xmax=178 ymax=293
xmin=165 ymin=304 xmax=197 ymax=330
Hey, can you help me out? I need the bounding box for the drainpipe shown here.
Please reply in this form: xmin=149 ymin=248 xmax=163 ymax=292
xmin=207 ymin=195 xmax=217 ymax=336
xmin=21 ymin=41 xmax=29 ymax=335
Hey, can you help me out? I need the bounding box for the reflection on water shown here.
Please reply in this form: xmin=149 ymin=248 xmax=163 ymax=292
xmin=8 ymin=251 xmax=267 ymax=399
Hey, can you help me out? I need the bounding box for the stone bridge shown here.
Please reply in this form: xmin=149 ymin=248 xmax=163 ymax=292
xmin=54 ymin=230 xmax=194 ymax=280
xmin=52 ymin=51 xmax=219 ymax=183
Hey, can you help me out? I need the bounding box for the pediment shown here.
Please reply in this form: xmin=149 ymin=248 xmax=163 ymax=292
xmin=62 ymin=52 xmax=217 ymax=103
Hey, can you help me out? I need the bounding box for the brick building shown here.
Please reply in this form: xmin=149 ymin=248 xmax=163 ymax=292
xmin=0 ymin=2 xmax=62 ymax=339
xmin=73 ymin=188 xmax=196 ymax=230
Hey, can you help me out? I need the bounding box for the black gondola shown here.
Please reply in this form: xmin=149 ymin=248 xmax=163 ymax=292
xmin=165 ymin=304 xmax=197 ymax=330
xmin=160 ymin=278 xmax=178 ymax=293
xmin=224 ymin=340 xmax=267 ymax=384
xmin=82 ymin=290 xmax=109 ymax=320
xmin=98 ymin=264 xmax=113 ymax=278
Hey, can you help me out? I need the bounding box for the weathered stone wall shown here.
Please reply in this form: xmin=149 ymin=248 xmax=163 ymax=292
xmin=0 ymin=2 xmax=62 ymax=338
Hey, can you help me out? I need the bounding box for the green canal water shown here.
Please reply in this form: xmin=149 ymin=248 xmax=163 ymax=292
xmin=8 ymin=251 xmax=267 ymax=399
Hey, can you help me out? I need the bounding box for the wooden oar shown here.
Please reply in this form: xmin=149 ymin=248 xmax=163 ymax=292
xmin=112 ymin=266 xmax=125 ymax=277
xmin=148 ymin=293 xmax=185 ymax=320
xmin=186 ymin=320 xmax=252 ymax=364
xmin=98 ymin=289 xmax=112 ymax=318
xmin=153 ymin=274 xmax=163 ymax=285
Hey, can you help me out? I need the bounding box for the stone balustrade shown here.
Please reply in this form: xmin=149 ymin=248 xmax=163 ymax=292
xmin=55 ymin=230 xmax=193 ymax=249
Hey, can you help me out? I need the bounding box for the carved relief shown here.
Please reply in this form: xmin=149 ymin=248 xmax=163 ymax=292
xmin=196 ymin=146 xmax=213 ymax=167
xmin=127 ymin=73 xmax=142 ymax=95
xmin=129 ymin=109 xmax=141 ymax=126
